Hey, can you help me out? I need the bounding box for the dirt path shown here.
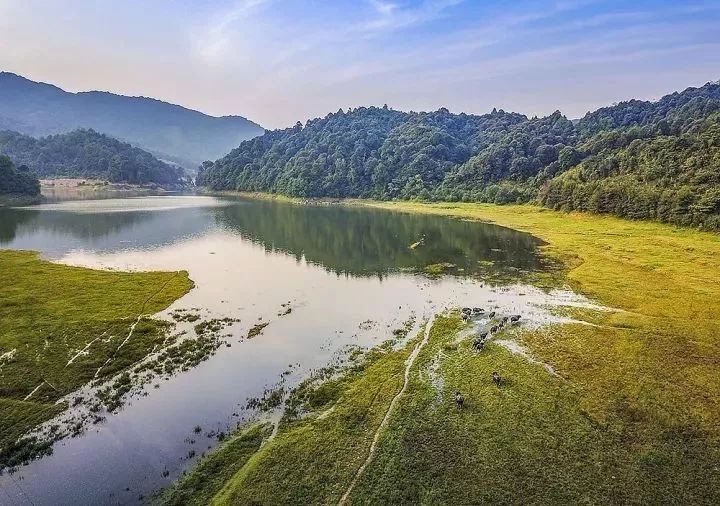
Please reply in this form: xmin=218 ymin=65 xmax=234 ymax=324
xmin=339 ymin=314 xmax=436 ymax=505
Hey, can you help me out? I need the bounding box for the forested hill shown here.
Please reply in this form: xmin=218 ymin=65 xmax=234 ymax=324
xmin=199 ymin=80 xmax=720 ymax=230
xmin=0 ymin=72 xmax=264 ymax=168
xmin=0 ymin=155 xmax=40 ymax=197
xmin=577 ymin=81 xmax=720 ymax=136
xmin=0 ymin=129 xmax=186 ymax=186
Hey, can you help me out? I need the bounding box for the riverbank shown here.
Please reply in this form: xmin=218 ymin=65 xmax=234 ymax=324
xmin=0 ymin=194 xmax=42 ymax=207
xmin=0 ymin=250 xmax=193 ymax=469
xmin=40 ymin=178 xmax=180 ymax=202
xmin=169 ymin=196 xmax=720 ymax=503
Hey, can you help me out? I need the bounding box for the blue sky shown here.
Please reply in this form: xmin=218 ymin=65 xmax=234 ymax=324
xmin=1 ymin=0 xmax=719 ymax=128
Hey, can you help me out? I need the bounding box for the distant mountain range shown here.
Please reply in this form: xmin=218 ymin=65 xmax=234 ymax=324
xmin=0 ymin=72 xmax=264 ymax=169
xmin=199 ymin=79 xmax=720 ymax=230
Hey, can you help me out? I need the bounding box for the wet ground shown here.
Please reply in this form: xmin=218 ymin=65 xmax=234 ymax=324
xmin=0 ymin=195 xmax=599 ymax=505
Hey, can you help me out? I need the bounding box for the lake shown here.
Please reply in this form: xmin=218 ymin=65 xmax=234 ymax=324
xmin=0 ymin=195 xmax=596 ymax=505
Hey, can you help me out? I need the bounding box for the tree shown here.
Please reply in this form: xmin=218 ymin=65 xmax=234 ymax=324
xmin=0 ymin=154 xmax=40 ymax=196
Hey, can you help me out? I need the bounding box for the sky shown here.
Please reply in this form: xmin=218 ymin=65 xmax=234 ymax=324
xmin=1 ymin=0 xmax=719 ymax=129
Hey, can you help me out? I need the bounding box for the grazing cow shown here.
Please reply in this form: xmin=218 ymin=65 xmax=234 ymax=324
xmin=492 ymin=371 xmax=501 ymax=387
xmin=455 ymin=391 xmax=465 ymax=409
xmin=479 ymin=332 xmax=488 ymax=340
xmin=473 ymin=338 xmax=484 ymax=351
xmin=462 ymin=307 xmax=471 ymax=314
xmin=510 ymin=314 xmax=521 ymax=322
xmin=462 ymin=314 xmax=470 ymax=321
xmin=502 ymin=316 xmax=509 ymax=324
xmin=472 ymin=307 xmax=483 ymax=314
xmin=490 ymin=325 xmax=498 ymax=333
xmin=488 ymin=311 xmax=496 ymax=318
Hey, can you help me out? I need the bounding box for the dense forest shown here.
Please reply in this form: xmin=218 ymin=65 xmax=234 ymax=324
xmin=541 ymin=113 xmax=720 ymax=229
xmin=0 ymin=155 xmax=40 ymax=197
xmin=199 ymin=80 xmax=720 ymax=230
xmin=0 ymin=129 xmax=186 ymax=186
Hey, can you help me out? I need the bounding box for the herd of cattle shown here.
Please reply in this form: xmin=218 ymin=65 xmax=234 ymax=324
xmin=460 ymin=307 xmax=521 ymax=351
xmin=453 ymin=308 xmax=522 ymax=409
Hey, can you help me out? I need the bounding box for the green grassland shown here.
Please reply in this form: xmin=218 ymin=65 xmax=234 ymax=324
xmin=167 ymin=200 xmax=720 ymax=504
xmin=210 ymin=333 xmax=424 ymax=505
xmin=367 ymin=201 xmax=720 ymax=435
xmin=0 ymin=250 xmax=193 ymax=466
xmin=155 ymin=423 xmax=273 ymax=506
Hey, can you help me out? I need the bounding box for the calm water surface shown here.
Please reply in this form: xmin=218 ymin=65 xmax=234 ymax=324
xmin=0 ymin=195 xmax=595 ymax=505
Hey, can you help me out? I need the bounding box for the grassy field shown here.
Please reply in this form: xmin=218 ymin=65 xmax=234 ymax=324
xmin=0 ymin=250 xmax=192 ymax=467
xmin=353 ymin=314 xmax=720 ymax=503
xmin=210 ymin=333 xmax=425 ymax=504
xmin=154 ymin=423 xmax=273 ymax=506
xmin=164 ymin=199 xmax=720 ymax=504
xmin=367 ymin=202 xmax=720 ymax=429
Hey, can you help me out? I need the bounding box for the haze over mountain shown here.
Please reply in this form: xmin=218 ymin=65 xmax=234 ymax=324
xmin=0 ymin=72 xmax=264 ymax=169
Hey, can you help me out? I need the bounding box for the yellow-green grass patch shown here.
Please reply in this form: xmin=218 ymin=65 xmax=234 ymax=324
xmin=0 ymin=250 xmax=193 ymax=462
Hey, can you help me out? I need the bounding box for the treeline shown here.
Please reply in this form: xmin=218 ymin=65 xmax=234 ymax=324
xmin=198 ymin=80 xmax=720 ymax=230
xmin=0 ymin=129 xmax=186 ymax=186
xmin=0 ymin=154 xmax=40 ymax=196
xmin=541 ymin=113 xmax=720 ymax=229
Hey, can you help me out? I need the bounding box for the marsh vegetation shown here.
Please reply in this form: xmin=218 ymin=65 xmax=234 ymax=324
xmin=155 ymin=200 xmax=720 ymax=504
xmin=2 ymin=195 xmax=718 ymax=504
xmin=0 ymin=250 xmax=192 ymax=470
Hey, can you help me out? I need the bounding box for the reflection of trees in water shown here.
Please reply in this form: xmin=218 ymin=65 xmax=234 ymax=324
xmin=0 ymin=207 xmax=214 ymax=253
xmin=0 ymin=209 xmax=37 ymax=243
xmin=41 ymin=187 xmax=158 ymax=203
xmin=2 ymin=198 xmax=548 ymax=280
xmin=16 ymin=210 xmax=150 ymax=239
xmin=213 ymin=200 xmax=545 ymax=278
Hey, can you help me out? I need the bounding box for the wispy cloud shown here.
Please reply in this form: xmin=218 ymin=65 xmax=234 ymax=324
xmin=194 ymin=0 xmax=269 ymax=65
xmin=3 ymin=0 xmax=719 ymax=127
xmin=370 ymin=0 xmax=400 ymax=16
xmin=360 ymin=0 xmax=464 ymax=33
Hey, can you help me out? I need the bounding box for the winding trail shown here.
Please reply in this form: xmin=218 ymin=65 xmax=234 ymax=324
xmin=23 ymin=381 xmax=46 ymax=401
xmin=65 ymin=334 xmax=104 ymax=367
xmin=339 ymin=314 xmax=436 ymax=505
xmin=93 ymin=272 xmax=183 ymax=379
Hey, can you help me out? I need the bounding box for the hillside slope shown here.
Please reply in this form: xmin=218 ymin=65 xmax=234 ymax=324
xmin=0 ymin=72 xmax=264 ymax=168
xmin=200 ymin=80 xmax=720 ymax=230
xmin=0 ymin=129 xmax=185 ymax=186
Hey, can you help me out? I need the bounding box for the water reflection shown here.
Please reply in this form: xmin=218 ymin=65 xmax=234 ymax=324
xmin=0 ymin=195 xmax=595 ymax=505
xmin=41 ymin=185 xmax=163 ymax=203
xmin=213 ymin=199 xmax=545 ymax=277
xmin=0 ymin=196 xmax=546 ymax=278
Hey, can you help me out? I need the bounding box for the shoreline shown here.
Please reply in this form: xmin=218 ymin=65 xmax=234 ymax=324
xmin=172 ymin=191 xmax=720 ymax=503
xmin=4 ymin=192 xmax=720 ymax=502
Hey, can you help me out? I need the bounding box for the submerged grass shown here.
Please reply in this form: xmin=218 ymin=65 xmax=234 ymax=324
xmin=179 ymin=199 xmax=720 ymax=504
xmin=205 ymin=330 xmax=426 ymax=505
xmin=153 ymin=423 xmax=272 ymax=506
xmin=0 ymin=250 xmax=192 ymax=467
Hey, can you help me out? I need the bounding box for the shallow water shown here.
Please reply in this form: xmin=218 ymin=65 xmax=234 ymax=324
xmin=0 ymin=195 xmax=597 ymax=505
